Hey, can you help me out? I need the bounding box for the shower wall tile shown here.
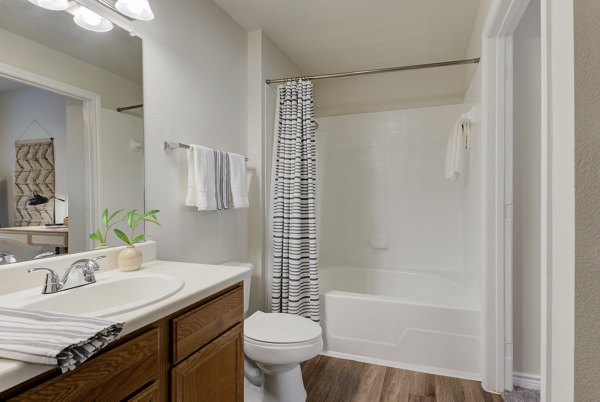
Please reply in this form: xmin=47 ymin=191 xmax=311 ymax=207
xmin=317 ymin=104 xmax=464 ymax=273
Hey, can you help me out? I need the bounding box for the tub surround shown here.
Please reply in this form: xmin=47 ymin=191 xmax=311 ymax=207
xmin=0 ymin=241 xmax=252 ymax=395
xmin=315 ymin=104 xmax=482 ymax=380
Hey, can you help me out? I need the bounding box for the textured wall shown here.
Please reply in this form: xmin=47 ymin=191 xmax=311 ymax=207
xmin=574 ymin=0 xmax=600 ymax=400
xmin=136 ymin=0 xmax=248 ymax=264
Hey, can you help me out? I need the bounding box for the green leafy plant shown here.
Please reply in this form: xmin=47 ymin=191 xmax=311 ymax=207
xmin=114 ymin=209 xmax=160 ymax=246
xmin=89 ymin=209 xmax=124 ymax=244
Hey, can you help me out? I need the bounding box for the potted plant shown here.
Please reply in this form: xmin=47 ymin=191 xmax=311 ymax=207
xmin=89 ymin=209 xmax=124 ymax=249
xmin=114 ymin=209 xmax=160 ymax=271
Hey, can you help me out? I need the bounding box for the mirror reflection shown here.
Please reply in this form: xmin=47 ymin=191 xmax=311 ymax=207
xmin=0 ymin=0 xmax=143 ymax=264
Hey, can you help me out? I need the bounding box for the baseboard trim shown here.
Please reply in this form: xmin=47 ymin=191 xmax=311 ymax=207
xmin=320 ymin=350 xmax=481 ymax=381
xmin=513 ymin=372 xmax=541 ymax=390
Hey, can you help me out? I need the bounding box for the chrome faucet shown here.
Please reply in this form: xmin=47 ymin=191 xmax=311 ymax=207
xmin=28 ymin=256 xmax=106 ymax=294
xmin=0 ymin=252 xmax=17 ymax=265
xmin=0 ymin=251 xmax=54 ymax=265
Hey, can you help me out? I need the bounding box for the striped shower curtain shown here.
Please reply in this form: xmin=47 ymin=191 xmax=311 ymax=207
xmin=271 ymin=80 xmax=320 ymax=322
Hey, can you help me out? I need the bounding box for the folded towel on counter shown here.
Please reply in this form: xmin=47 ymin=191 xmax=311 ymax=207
xmin=0 ymin=307 xmax=123 ymax=372
xmin=186 ymin=145 xmax=217 ymax=211
xmin=229 ymin=152 xmax=249 ymax=208
xmin=445 ymin=117 xmax=471 ymax=181
xmin=214 ymin=150 xmax=232 ymax=210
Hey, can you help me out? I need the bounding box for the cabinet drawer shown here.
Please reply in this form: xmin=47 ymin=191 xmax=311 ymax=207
xmin=0 ymin=233 xmax=28 ymax=243
xmin=30 ymin=233 xmax=67 ymax=247
xmin=10 ymin=328 xmax=160 ymax=401
xmin=172 ymin=285 xmax=243 ymax=363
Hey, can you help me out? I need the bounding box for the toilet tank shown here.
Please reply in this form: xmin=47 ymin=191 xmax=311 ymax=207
xmin=219 ymin=261 xmax=253 ymax=314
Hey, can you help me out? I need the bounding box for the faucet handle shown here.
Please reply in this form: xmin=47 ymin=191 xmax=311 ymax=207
xmin=28 ymin=268 xmax=61 ymax=294
xmin=89 ymin=255 xmax=106 ymax=271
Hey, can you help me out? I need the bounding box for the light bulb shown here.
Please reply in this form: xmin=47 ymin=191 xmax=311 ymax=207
xmin=73 ymin=6 xmax=113 ymax=32
xmin=82 ymin=9 xmax=102 ymax=26
xmin=115 ymin=0 xmax=154 ymax=21
xmin=28 ymin=0 xmax=69 ymax=11
xmin=126 ymin=0 xmax=144 ymax=13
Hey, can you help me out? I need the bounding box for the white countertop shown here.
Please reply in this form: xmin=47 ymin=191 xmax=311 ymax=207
xmin=0 ymin=259 xmax=252 ymax=393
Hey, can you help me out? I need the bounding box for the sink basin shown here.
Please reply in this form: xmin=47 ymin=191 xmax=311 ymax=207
xmin=19 ymin=272 xmax=184 ymax=317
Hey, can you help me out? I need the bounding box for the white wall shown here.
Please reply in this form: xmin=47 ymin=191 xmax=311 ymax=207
xmin=314 ymin=70 xmax=467 ymax=117
xmin=573 ymin=1 xmax=600 ymax=400
xmin=247 ymin=30 xmax=302 ymax=313
xmin=317 ymin=105 xmax=465 ymax=274
xmin=513 ymin=0 xmax=541 ymax=380
xmin=0 ymin=27 xmax=142 ymax=110
xmin=461 ymin=66 xmax=484 ymax=300
xmin=0 ymin=86 xmax=67 ymax=227
xmin=100 ymin=108 xmax=145 ymax=248
xmin=135 ymin=0 xmax=248 ymax=265
xmin=65 ymin=99 xmax=86 ymax=253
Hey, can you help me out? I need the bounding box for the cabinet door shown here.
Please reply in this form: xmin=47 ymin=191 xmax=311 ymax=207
xmin=172 ymin=324 xmax=243 ymax=402
xmin=127 ymin=381 xmax=160 ymax=402
xmin=10 ymin=328 xmax=159 ymax=402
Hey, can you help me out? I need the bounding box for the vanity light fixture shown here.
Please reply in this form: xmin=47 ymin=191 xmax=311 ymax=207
xmin=115 ymin=0 xmax=154 ymax=21
xmin=27 ymin=0 xmax=69 ymax=11
xmin=73 ymin=5 xmax=114 ymax=32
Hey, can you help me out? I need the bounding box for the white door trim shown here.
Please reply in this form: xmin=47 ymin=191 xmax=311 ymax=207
xmin=0 ymin=61 xmax=102 ymax=251
xmin=481 ymin=0 xmax=531 ymax=393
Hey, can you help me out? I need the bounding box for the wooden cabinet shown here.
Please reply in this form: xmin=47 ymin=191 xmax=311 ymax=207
xmin=1 ymin=283 xmax=244 ymax=402
xmin=172 ymin=324 xmax=244 ymax=402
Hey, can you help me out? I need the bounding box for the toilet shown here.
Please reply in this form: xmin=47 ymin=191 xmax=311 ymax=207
xmin=221 ymin=262 xmax=323 ymax=402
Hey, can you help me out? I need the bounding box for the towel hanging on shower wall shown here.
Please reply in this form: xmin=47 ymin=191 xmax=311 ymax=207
xmin=445 ymin=117 xmax=471 ymax=181
xmin=271 ymin=80 xmax=320 ymax=322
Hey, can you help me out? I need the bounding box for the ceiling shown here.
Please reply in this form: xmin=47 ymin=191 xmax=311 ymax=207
xmin=0 ymin=77 xmax=27 ymax=93
xmin=0 ymin=0 xmax=142 ymax=83
xmin=214 ymin=0 xmax=481 ymax=75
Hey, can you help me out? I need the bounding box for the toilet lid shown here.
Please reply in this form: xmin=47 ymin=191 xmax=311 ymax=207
xmin=244 ymin=311 xmax=322 ymax=344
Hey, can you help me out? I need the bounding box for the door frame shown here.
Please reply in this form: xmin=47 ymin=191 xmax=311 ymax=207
xmin=0 ymin=61 xmax=102 ymax=250
xmin=481 ymin=0 xmax=531 ymax=393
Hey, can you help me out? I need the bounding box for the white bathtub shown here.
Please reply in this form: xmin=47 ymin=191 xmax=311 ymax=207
xmin=319 ymin=267 xmax=481 ymax=380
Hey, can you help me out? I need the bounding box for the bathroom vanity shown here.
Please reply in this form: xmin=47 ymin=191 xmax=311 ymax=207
xmin=0 ymin=243 xmax=251 ymax=401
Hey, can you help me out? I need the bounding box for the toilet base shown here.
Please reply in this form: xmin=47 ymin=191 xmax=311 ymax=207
xmin=258 ymin=362 xmax=307 ymax=402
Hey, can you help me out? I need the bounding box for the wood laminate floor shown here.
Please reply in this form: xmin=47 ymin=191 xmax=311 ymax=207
xmin=301 ymin=355 xmax=503 ymax=402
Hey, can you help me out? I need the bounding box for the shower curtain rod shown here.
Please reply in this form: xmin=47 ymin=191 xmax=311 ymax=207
xmin=117 ymin=104 xmax=143 ymax=112
xmin=265 ymin=57 xmax=480 ymax=84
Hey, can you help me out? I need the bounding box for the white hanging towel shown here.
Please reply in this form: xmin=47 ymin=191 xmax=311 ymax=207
xmin=229 ymin=152 xmax=249 ymax=208
xmin=445 ymin=118 xmax=471 ymax=181
xmin=185 ymin=145 xmax=217 ymax=211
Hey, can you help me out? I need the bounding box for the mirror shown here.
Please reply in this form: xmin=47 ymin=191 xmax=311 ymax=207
xmin=0 ymin=0 xmax=144 ymax=264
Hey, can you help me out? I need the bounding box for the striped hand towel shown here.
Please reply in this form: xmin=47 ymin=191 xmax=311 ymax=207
xmin=214 ymin=150 xmax=232 ymax=210
xmin=0 ymin=307 xmax=123 ymax=372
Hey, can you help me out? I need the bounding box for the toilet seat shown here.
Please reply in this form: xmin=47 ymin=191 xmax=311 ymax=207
xmin=244 ymin=336 xmax=319 ymax=348
xmin=244 ymin=311 xmax=322 ymax=345
xmin=244 ymin=311 xmax=323 ymax=366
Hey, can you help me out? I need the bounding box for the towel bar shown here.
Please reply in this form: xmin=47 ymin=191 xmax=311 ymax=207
xmin=164 ymin=141 xmax=248 ymax=161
